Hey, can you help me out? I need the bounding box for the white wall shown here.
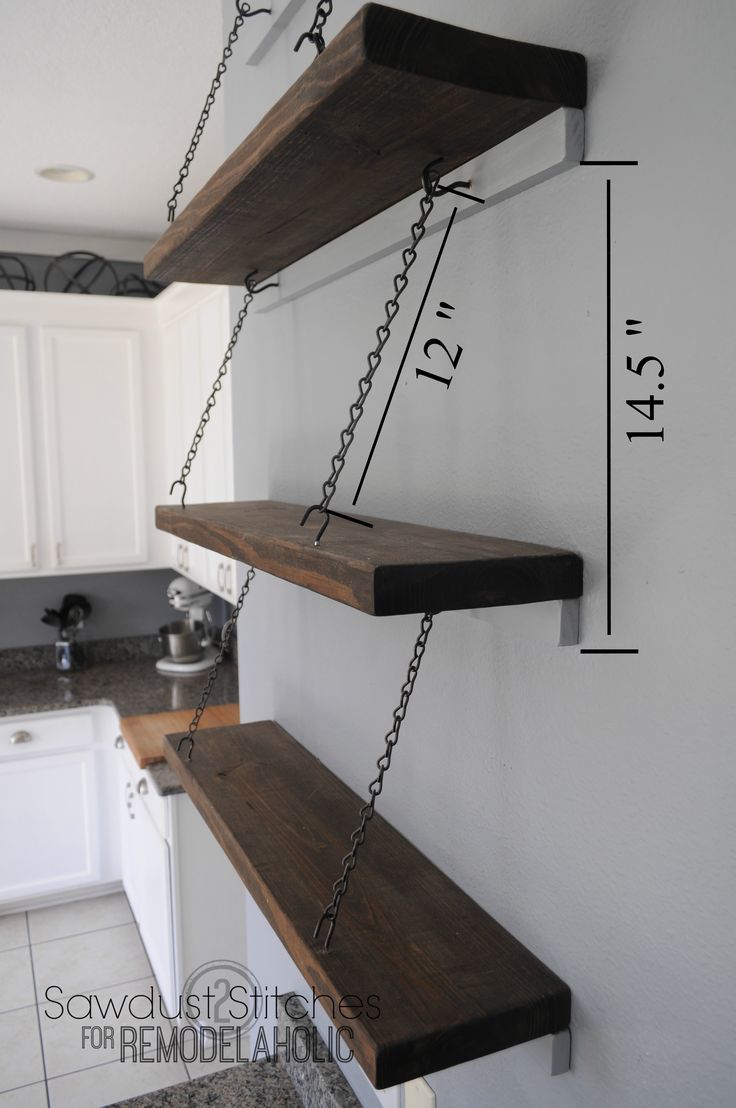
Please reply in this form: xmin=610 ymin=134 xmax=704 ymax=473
xmin=221 ymin=2 xmax=736 ymax=1106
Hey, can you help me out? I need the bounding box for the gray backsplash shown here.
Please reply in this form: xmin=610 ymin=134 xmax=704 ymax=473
xmin=0 ymin=569 xmax=233 ymax=651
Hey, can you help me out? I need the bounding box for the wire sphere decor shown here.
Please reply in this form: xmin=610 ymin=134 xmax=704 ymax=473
xmin=44 ymin=251 xmax=119 ymax=295
xmin=112 ymin=273 xmax=165 ymax=298
xmin=0 ymin=253 xmax=36 ymax=291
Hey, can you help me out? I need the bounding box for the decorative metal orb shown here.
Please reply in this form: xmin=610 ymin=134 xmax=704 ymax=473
xmin=44 ymin=251 xmax=119 ymax=295
xmin=112 ymin=273 xmax=165 ymax=298
xmin=0 ymin=253 xmax=36 ymax=291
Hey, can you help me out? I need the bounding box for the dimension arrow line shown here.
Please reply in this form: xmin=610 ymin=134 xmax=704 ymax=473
xmin=607 ymin=178 xmax=612 ymax=635
xmin=352 ymin=207 xmax=458 ymax=506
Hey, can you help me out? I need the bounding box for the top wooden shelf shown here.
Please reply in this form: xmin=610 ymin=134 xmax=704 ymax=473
xmin=145 ymin=3 xmax=586 ymax=286
xmin=155 ymin=500 xmax=582 ymax=616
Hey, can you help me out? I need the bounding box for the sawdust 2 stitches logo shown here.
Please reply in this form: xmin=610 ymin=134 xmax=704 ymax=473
xmin=43 ymin=961 xmax=379 ymax=1065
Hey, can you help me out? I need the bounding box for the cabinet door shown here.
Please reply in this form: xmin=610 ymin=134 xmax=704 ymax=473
xmin=41 ymin=328 xmax=147 ymax=569
xmin=0 ymin=326 xmax=37 ymax=572
xmin=0 ymin=751 xmax=101 ymax=902
xmin=119 ymin=763 xmax=176 ymax=1014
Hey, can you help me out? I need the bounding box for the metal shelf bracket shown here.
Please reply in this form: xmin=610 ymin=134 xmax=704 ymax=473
xmin=558 ymin=597 xmax=580 ymax=646
xmin=551 ymin=1027 xmax=572 ymax=1075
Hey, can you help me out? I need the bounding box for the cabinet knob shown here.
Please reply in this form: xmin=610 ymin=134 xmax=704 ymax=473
xmin=10 ymin=730 xmax=32 ymax=744
xmin=114 ymin=735 xmax=125 ymax=749
xmin=136 ymin=778 xmax=148 ymax=796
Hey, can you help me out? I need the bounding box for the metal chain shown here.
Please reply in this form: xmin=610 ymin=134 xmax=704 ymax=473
xmin=170 ymin=272 xmax=276 ymax=508
xmin=176 ymin=569 xmax=256 ymax=762
xmin=300 ymin=161 xmax=481 ymax=547
xmin=167 ymin=1 xmax=270 ymax=224
xmin=314 ymin=612 xmax=435 ymax=951
xmin=300 ymin=173 xmax=439 ymax=546
xmin=294 ymin=0 xmax=333 ymax=54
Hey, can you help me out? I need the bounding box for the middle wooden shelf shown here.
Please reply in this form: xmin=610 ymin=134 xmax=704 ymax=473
xmin=156 ymin=499 xmax=582 ymax=616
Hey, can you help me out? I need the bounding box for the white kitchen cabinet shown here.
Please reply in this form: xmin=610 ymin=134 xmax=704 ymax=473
xmin=40 ymin=327 xmax=147 ymax=569
xmin=0 ymin=751 xmax=101 ymax=901
xmin=0 ymin=707 xmax=122 ymax=911
xmin=0 ymin=289 xmax=169 ymax=577
xmin=160 ymin=284 xmax=237 ymax=603
xmin=0 ymin=326 xmax=37 ymax=573
xmin=117 ymin=747 xmax=176 ymax=1014
xmin=115 ymin=736 xmax=246 ymax=1019
xmin=169 ymin=794 xmax=248 ymax=1003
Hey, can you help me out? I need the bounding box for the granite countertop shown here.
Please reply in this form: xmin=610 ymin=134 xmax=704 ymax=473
xmin=110 ymin=995 xmax=360 ymax=1108
xmin=110 ymin=1062 xmax=303 ymax=1108
xmin=0 ymin=656 xmax=238 ymax=719
xmin=0 ymin=651 xmax=238 ymax=796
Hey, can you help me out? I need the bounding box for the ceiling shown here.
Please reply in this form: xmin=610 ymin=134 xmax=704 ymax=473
xmin=0 ymin=1 xmax=228 ymax=245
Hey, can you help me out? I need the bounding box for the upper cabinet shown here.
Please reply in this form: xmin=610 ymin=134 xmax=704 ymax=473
xmin=40 ymin=327 xmax=147 ymax=569
xmin=0 ymin=326 xmax=37 ymax=573
xmin=159 ymin=284 xmax=237 ymax=603
xmin=0 ymin=284 xmax=236 ymax=591
xmin=0 ymin=290 xmax=170 ymax=578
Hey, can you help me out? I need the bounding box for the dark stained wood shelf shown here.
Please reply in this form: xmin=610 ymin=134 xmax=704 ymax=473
xmin=145 ymin=3 xmax=586 ymax=286
xmin=164 ymin=721 xmax=571 ymax=1087
xmin=156 ymin=500 xmax=582 ymax=616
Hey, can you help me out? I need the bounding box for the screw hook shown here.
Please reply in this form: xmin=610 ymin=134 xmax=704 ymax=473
xmin=294 ymin=30 xmax=325 ymax=53
xmin=313 ymin=908 xmax=337 ymax=952
xmin=422 ymin=158 xmax=485 ymax=204
xmin=169 ymin=477 xmax=188 ymax=508
xmin=300 ymin=504 xmax=331 ymax=546
xmin=177 ymin=735 xmax=195 ymax=761
xmin=244 ymin=268 xmax=279 ymax=294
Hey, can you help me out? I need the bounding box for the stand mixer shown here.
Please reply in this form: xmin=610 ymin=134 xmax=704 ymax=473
xmin=156 ymin=577 xmax=218 ymax=675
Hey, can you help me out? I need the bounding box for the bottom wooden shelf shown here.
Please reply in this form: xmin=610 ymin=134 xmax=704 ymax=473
xmin=165 ymin=722 xmax=570 ymax=1088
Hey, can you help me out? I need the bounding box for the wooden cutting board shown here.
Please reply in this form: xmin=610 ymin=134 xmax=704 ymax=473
xmin=120 ymin=704 xmax=239 ymax=768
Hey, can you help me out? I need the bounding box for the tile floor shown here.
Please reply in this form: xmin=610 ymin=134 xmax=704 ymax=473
xmin=0 ymin=892 xmax=226 ymax=1108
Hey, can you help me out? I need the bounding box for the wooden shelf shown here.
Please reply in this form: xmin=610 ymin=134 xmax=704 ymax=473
xmin=164 ymin=722 xmax=571 ymax=1087
xmin=145 ymin=3 xmax=586 ymax=286
xmin=156 ymin=500 xmax=582 ymax=616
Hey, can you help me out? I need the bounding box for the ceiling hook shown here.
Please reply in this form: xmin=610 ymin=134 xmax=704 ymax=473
xmin=422 ymin=157 xmax=484 ymax=204
xmin=244 ymin=268 xmax=279 ymax=294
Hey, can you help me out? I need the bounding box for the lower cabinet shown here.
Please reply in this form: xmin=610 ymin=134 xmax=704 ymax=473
xmin=117 ymin=747 xmax=177 ymax=1013
xmin=0 ymin=707 xmax=122 ymax=910
xmin=116 ymin=739 xmax=247 ymax=1019
xmin=0 ymin=706 xmax=246 ymax=1020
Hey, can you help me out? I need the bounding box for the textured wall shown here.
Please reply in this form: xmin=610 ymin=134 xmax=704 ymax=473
xmin=223 ymin=2 xmax=736 ymax=1106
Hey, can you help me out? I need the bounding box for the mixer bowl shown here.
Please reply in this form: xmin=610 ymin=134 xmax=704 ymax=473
xmin=158 ymin=620 xmax=205 ymax=664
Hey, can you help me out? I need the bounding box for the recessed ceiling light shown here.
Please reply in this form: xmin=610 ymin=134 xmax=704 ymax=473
xmin=36 ymin=165 xmax=95 ymax=184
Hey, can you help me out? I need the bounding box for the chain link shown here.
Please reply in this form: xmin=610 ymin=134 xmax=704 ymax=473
xmin=314 ymin=612 xmax=435 ymax=950
xmin=167 ymin=1 xmax=270 ymax=224
xmin=294 ymin=0 xmax=333 ymax=54
xmin=300 ymin=176 xmax=439 ymax=545
xmin=176 ymin=569 xmax=256 ymax=762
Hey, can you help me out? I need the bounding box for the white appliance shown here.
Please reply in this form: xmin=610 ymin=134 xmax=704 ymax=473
xmin=156 ymin=576 xmax=217 ymax=675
